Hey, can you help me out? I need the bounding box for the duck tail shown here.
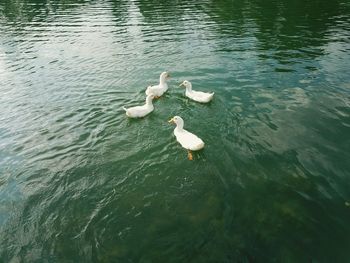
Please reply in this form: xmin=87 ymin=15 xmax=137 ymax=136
xmin=123 ymin=107 xmax=130 ymax=117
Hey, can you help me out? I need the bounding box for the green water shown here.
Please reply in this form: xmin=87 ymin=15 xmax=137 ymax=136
xmin=1 ymin=0 xmax=350 ymax=262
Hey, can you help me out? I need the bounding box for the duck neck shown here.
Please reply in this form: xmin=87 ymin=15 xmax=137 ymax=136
xmin=186 ymin=83 xmax=192 ymax=92
xmin=145 ymin=96 xmax=153 ymax=107
xmin=175 ymin=122 xmax=184 ymax=131
xmin=160 ymin=76 xmax=167 ymax=85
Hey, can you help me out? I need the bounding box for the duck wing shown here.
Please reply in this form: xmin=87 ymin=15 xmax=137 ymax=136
xmin=175 ymin=130 xmax=204 ymax=151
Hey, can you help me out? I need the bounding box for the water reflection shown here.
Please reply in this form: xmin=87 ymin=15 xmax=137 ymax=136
xmin=202 ymin=0 xmax=349 ymax=60
xmin=2 ymin=0 xmax=349 ymax=57
xmin=135 ymin=0 xmax=185 ymax=22
xmin=0 ymin=0 xmax=87 ymax=22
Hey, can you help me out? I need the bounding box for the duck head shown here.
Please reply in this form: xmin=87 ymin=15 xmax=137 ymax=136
xmin=160 ymin=72 xmax=170 ymax=83
xmin=179 ymin=80 xmax=192 ymax=90
xmin=168 ymin=116 xmax=184 ymax=129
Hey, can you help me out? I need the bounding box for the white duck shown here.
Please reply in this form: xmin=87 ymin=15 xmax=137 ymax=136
xmin=145 ymin=72 xmax=170 ymax=98
xmin=123 ymin=94 xmax=154 ymax=118
xmin=179 ymin=80 xmax=214 ymax=103
xmin=168 ymin=116 xmax=205 ymax=160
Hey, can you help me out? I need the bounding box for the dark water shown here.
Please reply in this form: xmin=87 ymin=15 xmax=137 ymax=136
xmin=1 ymin=0 xmax=350 ymax=262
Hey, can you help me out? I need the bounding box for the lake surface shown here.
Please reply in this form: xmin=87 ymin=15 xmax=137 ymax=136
xmin=1 ymin=0 xmax=350 ymax=262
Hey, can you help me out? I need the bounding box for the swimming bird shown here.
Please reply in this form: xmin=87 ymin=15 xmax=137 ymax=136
xmin=145 ymin=72 xmax=170 ymax=98
xmin=179 ymin=80 xmax=214 ymax=103
xmin=123 ymin=94 xmax=155 ymax=118
xmin=168 ymin=116 xmax=205 ymax=160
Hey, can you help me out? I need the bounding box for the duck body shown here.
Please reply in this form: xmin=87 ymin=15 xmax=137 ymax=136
xmin=123 ymin=95 xmax=154 ymax=118
xmin=174 ymin=128 xmax=205 ymax=151
xmin=169 ymin=116 xmax=204 ymax=151
xmin=180 ymin=80 xmax=214 ymax=103
xmin=186 ymin=89 xmax=214 ymax=103
xmin=145 ymin=72 xmax=170 ymax=97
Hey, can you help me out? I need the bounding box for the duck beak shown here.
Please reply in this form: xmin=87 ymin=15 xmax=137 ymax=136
xmin=179 ymin=82 xmax=184 ymax=87
xmin=168 ymin=118 xmax=175 ymax=124
xmin=166 ymin=73 xmax=170 ymax=79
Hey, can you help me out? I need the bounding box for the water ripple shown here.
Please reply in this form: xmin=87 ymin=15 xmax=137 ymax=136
xmin=1 ymin=0 xmax=350 ymax=262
